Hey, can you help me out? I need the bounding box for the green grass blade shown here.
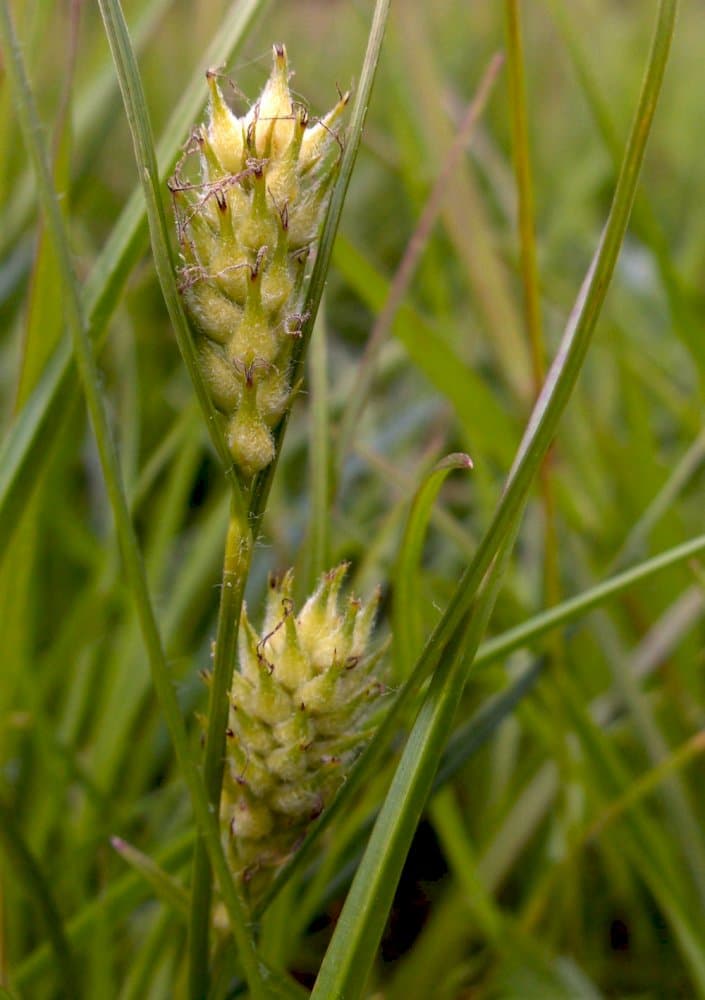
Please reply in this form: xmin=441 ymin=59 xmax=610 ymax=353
xmin=188 ymin=505 xmax=253 ymax=994
xmin=302 ymin=307 xmax=332 ymax=592
xmin=111 ymin=837 xmax=190 ymax=918
xmin=393 ymin=453 xmax=473 ymax=679
xmin=475 ymin=530 xmax=705 ymax=667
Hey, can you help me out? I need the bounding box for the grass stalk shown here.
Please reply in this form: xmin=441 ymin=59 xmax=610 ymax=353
xmin=187 ymin=504 xmax=253 ymax=995
xmin=504 ymin=0 xmax=562 ymax=615
xmin=303 ymin=308 xmax=332 ymax=591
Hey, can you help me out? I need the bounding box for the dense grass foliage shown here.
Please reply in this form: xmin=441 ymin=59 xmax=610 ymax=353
xmin=1 ymin=1 xmax=704 ymax=997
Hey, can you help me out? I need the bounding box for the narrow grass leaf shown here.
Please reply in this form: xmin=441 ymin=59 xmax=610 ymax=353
xmin=111 ymin=837 xmax=190 ymax=918
xmin=393 ymin=452 xmax=473 ymax=679
xmin=475 ymin=531 xmax=705 ymax=667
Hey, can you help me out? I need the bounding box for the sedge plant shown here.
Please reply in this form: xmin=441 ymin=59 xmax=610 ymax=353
xmin=6 ymin=2 xmax=705 ymax=999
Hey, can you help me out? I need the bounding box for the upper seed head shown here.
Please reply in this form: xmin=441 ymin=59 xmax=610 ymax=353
xmin=171 ymin=45 xmax=346 ymax=481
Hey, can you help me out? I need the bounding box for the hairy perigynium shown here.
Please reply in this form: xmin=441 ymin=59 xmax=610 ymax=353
xmin=170 ymin=44 xmax=348 ymax=479
xmin=212 ymin=564 xmax=385 ymax=896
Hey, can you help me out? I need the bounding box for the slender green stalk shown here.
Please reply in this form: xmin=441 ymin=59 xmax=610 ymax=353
xmin=504 ymin=0 xmax=561 ymax=615
xmin=110 ymin=837 xmax=190 ymax=918
xmin=393 ymin=454 xmax=473 ymax=680
xmin=188 ymin=505 xmax=253 ymax=995
xmin=304 ymin=308 xmax=332 ymax=591
xmin=504 ymin=0 xmax=545 ymax=391
xmin=0 ymin=5 xmax=265 ymax=996
xmin=476 ymin=530 xmax=705 ymax=667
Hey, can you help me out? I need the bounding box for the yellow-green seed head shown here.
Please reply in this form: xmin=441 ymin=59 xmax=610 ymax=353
xmin=220 ymin=565 xmax=384 ymax=898
xmin=171 ymin=45 xmax=346 ymax=480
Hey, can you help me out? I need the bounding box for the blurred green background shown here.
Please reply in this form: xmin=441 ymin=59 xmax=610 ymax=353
xmin=2 ymin=0 xmax=705 ymax=996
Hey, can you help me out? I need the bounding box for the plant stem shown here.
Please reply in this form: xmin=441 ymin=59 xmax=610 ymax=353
xmin=188 ymin=501 xmax=253 ymax=996
xmin=504 ymin=0 xmax=562 ymax=614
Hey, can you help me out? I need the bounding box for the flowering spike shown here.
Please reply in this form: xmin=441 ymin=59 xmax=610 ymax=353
xmin=215 ymin=566 xmax=385 ymax=897
xmin=171 ymin=46 xmax=347 ymax=481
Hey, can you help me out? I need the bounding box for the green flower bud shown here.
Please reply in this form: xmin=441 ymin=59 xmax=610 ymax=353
xmin=220 ymin=565 xmax=385 ymax=897
xmin=171 ymin=44 xmax=346 ymax=480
